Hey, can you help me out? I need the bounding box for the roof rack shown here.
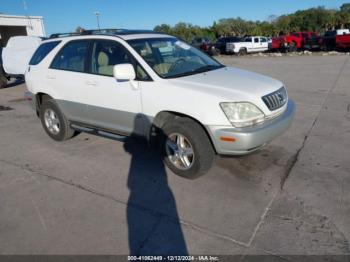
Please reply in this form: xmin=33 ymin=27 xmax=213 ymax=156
xmin=49 ymin=32 xmax=80 ymax=39
xmin=49 ymin=29 xmax=161 ymax=39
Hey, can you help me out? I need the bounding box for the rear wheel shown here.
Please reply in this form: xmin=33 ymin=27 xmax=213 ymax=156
xmin=40 ymin=99 xmax=75 ymax=141
xmin=160 ymin=117 xmax=215 ymax=179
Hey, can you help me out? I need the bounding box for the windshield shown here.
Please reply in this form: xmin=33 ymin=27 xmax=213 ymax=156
xmin=127 ymin=38 xmax=223 ymax=79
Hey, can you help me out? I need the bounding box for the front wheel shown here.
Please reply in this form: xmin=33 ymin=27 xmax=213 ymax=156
xmin=160 ymin=118 xmax=215 ymax=179
xmin=238 ymin=48 xmax=247 ymax=56
xmin=288 ymin=42 xmax=297 ymax=52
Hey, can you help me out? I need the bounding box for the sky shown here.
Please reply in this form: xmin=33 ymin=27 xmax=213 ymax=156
xmin=1 ymin=0 xmax=348 ymax=35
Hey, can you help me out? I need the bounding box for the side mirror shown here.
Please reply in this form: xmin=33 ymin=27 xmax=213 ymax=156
xmin=113 ymin=64 xmax=136 ymax=81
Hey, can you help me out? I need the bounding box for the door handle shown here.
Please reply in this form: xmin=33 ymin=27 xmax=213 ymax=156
xmin=86 ymin=80 xmax=98 ymax=86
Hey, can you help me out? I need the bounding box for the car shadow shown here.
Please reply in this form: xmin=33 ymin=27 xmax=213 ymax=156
xmin=123 ymin=116 xmax=188 ymax=255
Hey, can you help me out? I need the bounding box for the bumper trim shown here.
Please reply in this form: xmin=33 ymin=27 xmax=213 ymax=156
xmin=207 ymin=100 xmax=295 ymax=155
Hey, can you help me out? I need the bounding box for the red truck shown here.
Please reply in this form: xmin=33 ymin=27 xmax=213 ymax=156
xmin=272 ymin=32 xmax=318 ymax=52
xmin=336 ymin=33 xmax=350 ymax=50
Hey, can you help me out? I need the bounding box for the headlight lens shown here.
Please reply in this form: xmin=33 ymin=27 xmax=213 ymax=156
xmin=220 ymin=102 xmax=265 ymax=128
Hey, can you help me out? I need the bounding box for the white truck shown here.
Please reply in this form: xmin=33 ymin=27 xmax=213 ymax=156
xmin=0 ymin=36 xmax=42 ymax=88
xmin=226 ymin=36 xmax=269 ymax=55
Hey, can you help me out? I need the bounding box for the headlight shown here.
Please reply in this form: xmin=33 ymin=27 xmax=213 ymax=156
xmin=220 ymin=102 xmax=265 ymax=128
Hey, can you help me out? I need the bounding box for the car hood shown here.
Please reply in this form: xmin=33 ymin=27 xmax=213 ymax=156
xmin=169 ymin=66 xmax=283 ymax=100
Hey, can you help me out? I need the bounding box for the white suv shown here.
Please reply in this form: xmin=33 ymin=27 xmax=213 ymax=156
xmin=25 ymin=29 xmax=295 ymax=179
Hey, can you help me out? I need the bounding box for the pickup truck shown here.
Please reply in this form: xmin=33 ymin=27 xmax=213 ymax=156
xmin=0 ymin=36 xmax=42 ymax=88
xmin=226 ymin=36 xmax=269 ymax=55
xmin=215 ymin=36 xmax=241 ymax=54
xmin=336 ymin=33 xmax=350 ymax=50
xmin=320 ymin=29 xmax=350 ymax=51
xmin=303 ymin=34 xmax=322 ymax=50
xmin=272 ymin=32 xmax=317 ymax=52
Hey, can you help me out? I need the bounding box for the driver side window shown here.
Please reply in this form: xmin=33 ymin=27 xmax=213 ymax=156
xmin=89 ymin=40 xmax=150 ymax=81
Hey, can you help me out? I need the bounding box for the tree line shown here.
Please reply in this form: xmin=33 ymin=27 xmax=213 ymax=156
xmin=154 ymin=4 xmax=350 ymax=42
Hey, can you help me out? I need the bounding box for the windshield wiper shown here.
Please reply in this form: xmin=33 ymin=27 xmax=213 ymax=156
xmin=192 ymin=65 xmax=223 ymax=74
xmin=166 ymin=65 xmax=224 ymax=79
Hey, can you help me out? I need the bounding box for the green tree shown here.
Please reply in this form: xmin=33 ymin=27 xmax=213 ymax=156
xmin=153 ymin=3 xmax=350 ymax=41
xmin=340 ymin=3 xmax=350 ymax=13
xmin=154 ymin=24 xmax=172 ymax=34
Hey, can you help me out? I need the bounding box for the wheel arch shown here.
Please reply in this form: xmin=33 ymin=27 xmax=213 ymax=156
xmin=35 ymin=92 xmax=54 ymax=117
xmin=150 ymin=110 xmax=218 ymax=154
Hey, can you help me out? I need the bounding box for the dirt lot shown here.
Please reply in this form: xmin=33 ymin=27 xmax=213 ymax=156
xmin=0 ymin=55 xmax=349 ymax=260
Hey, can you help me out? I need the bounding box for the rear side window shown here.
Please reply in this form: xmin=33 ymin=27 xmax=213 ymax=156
xmin=50 ymin=40 xmax=89 ymax=72
xmin=29 ymin=41 xmax=61 ymax=65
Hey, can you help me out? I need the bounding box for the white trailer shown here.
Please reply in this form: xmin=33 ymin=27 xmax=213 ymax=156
xmin=0 ymin=14 xmax=45 ymax=88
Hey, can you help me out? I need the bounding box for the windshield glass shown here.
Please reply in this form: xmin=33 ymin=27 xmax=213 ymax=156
xmin=127 ymin=38 xmax=223 ymax=79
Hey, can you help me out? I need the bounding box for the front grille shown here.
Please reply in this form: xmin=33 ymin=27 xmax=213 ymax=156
xmin=262 ymin=87 xmax=287 ymax=111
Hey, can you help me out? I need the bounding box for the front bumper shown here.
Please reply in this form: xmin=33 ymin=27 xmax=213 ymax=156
xmin=206 ymin=100 xmax=295 ymax=155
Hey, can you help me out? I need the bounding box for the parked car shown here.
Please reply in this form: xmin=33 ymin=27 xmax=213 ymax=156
xmin=215 ymin=36 xmax=241 ymax=54
xmin=336 ymin=32 xmax=350 ymax=50
xmin=25 ymin=29 xmax=295 ymax=178
xmin=226 ymin=36 xmax=269 ymax=55
xmin=272 ymin=32 xmax=317 ymax=52
xmin=320 ymin=29 xmax=350 ymax=51
xmin=0 ymin=36 xmax=42 ymax=88
xmin=191 ymin=37 xmax=218 ymax=56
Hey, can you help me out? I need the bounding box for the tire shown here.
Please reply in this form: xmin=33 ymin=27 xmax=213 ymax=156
xmin=40 ymin=99 xmax=75 ymax=141
xmin=160 ymin=117 xmax=215 ymax=179
xmin=238 ymin=48 xmax=247 ymax=56
xmin=0 ymin=71 xmax=7 ymax=89
xmin=212 ymin=48 xmax=220 ymax=56
xmin=288 ymin=42 xmax=297 ymax=52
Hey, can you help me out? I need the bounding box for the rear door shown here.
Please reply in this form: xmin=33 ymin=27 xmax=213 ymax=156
xmin=47 ymin=39 xmax=91 ymax=123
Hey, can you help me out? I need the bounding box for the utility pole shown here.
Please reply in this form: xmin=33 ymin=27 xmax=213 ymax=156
xmin=23 ymin=0 xmax=33 ymax=30
xmin=94 ymin=11 xmax=100 ymax=30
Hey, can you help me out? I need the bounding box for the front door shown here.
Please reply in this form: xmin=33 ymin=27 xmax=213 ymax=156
xmin=83 ymin=39 xmax=147 ymax=135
